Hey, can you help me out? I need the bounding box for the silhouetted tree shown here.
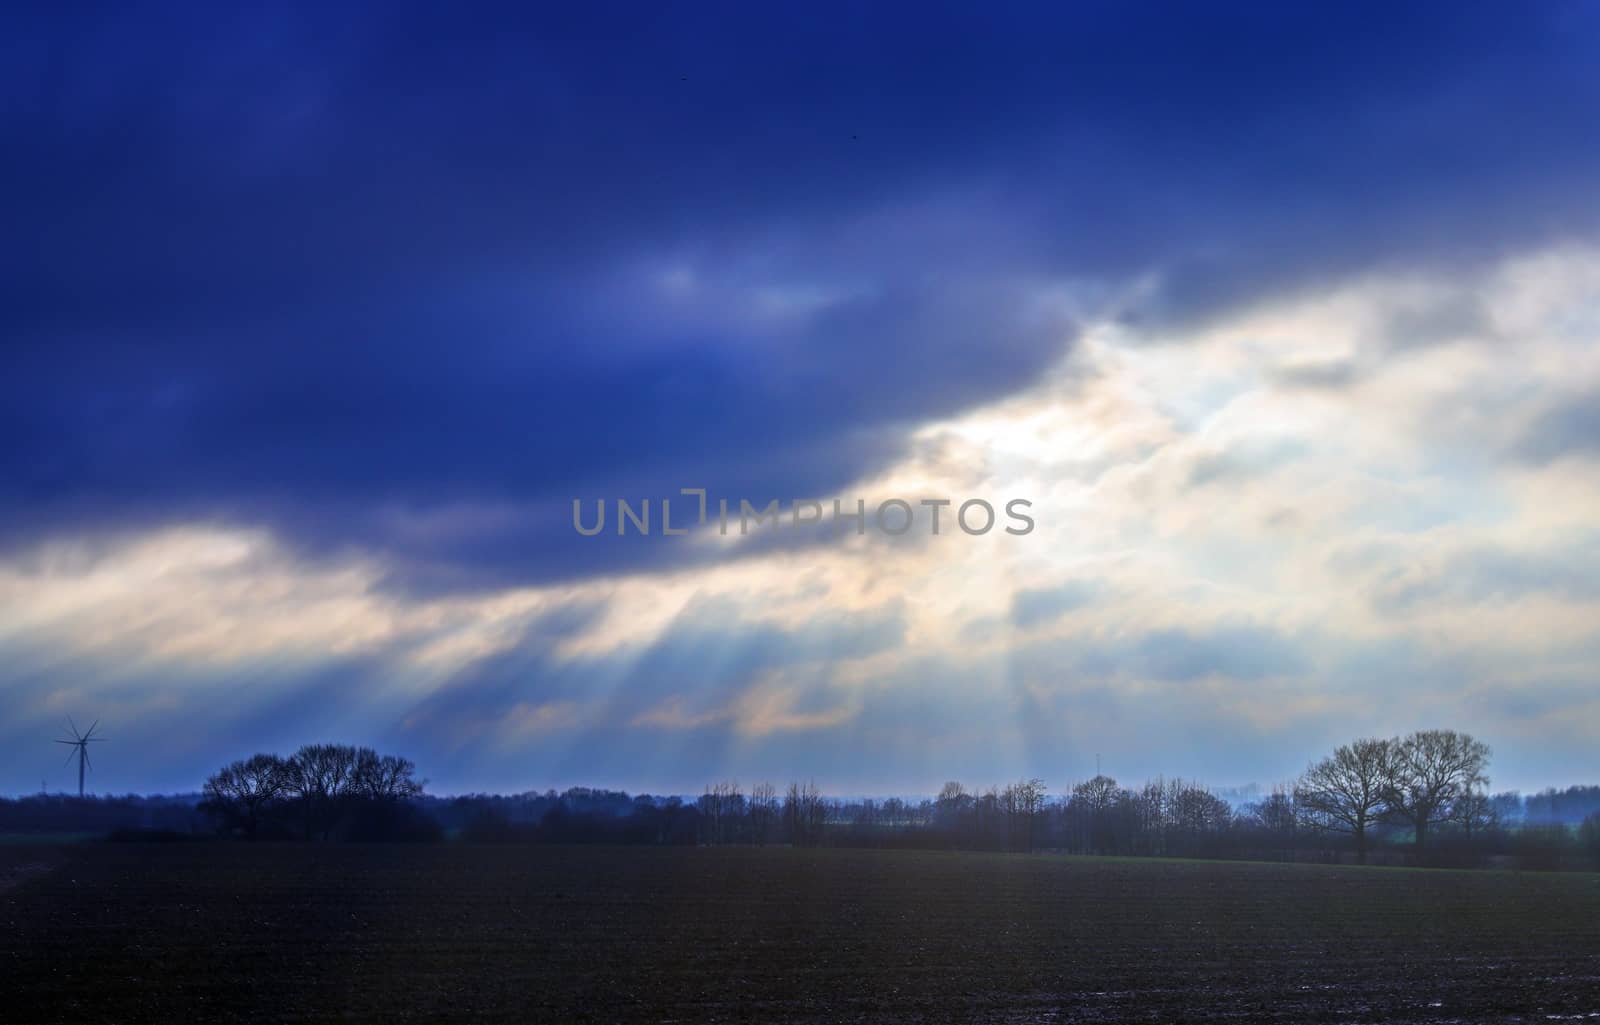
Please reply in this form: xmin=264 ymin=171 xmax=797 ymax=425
xmin=1450 ymin=788 xmax=1499 ymax=841
xmin=784 ymin=780 xmax=825 ymax=847
xmin=1002 ymin=778 xmax=1047 ymax=851
xmin=199 ymin=754 xmax=288 ymax=838
xmin=1245 ymin=785 xmax=1299 ymax=861
xmin=1382 ymin=730 xmax=1491 ymax=853
xmin=1167 ymin=781 xmax=1232 ymax=857
xmin=697 ymin=781 xmax=745 ymax=845
xmin=285 ymin=743 xmax=360 ymax=840
xmin=1070 ymin=775 xmax=1121 ymax=854
xmin=749 ymin=782 xmax=778 ymax=845
xmin=352 ymin=750 xmax=424 ymax=802
xmin=203 ymin=743 xmax=427 ymax=841
xmin=1296 ymin=738 xmax=1389 ymax=863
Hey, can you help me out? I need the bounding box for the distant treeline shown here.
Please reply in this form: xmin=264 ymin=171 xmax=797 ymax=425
xmin=5 ymin=729 xmax=1600 ymax=870
xmin=1508 ymin=786 xmax=1600 ymax=825
xmin=0 ymin=793 xmax=205 ymax=835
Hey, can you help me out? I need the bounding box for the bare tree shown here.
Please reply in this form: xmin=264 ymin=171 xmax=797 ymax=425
xmin=749 ymin=782 xmax=778 ymax=845
xmin=1295 ymin=738 xmax=1389 ymax=864
xmin=286 ymin=743 xmax=360 ymax=841
xmin=1167 ymin=781 xmax=1231 ymax=855
xmin=1247 ymin=785 xmax=1299 ymax=861
xmin=784 ymin=780 xmax=826 ymax=847
xmin=697 ymin=783 xmax=722 ymax=844
xmin=1134 ymin=778 xmax=1169 ymax=856
xmin=935 ymin=781 xmax=968 ymax=817
xmin=1004 ymin=778 xmax=1047 ymax=852
xmin=933 ymin=781 xmax=971 ymax=845
xmin=803 ymin=782 xmax=827 ymax=844
xmin=1072 ymin=774 xmax=1119 ymax=813
xmin=1071 ymin=775 xmax=1122 ymax=854
xmin=1451 ymin=788 xmax=1498 ymax=841
xmin=200 ymin=754 xmax=288 ymax=838
xmin=1382 ymin=730 xmax=1491 ymax=852
xmin=696 ymin=781 xmax=746 ymax=845
xmin=352 ymin=750 xmax=424 ymax=802
xmin=200 ymin=745 xmax=427 ymax=841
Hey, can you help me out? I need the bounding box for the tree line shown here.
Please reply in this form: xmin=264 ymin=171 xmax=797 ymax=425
xmin=437 ymin=730 xmax=1600 ymax=869
xmin=122 ymin=729 xmax=1600 ymax=869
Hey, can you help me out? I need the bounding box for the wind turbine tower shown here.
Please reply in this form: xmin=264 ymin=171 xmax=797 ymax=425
xmin=55 ymin=718 xmax=105 ymax=798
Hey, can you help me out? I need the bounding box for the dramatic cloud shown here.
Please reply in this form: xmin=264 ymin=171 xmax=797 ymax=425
xmin=4 ymin=4 xmax=1600 ymax=794
xmin=8 ymin=3 xmax=1600 ymax=585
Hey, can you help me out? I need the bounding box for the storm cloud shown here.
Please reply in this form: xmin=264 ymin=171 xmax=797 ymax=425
xmin=7 ymin=3 xmax=1600 ymax=587
xmin=5 ymin=3 xmax=1600 ymax=795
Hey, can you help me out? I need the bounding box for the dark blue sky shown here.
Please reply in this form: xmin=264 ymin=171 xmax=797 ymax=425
xmin=4 ymin=2 xmax=1600 ymax=795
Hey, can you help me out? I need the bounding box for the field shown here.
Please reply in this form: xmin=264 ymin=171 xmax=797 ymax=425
xmin=4 ymin=844 xmax=1600 ymax=1023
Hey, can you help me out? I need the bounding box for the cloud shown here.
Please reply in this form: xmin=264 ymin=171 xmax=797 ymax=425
xmin=7 ymin=3 xmax=1600 ymax=590
xmin=1516 ymin=391 xmax=1600 ymax=464
xmin=1016 ymin=625 xmax=1310 ymax=686
xmin=1185 ymin=440 xmax=1310 ymax=491
xmin=1369 ymin=537 xmax=1600 ymax=612
xmin=1377 ymin=294 xmax=1497 ymax=352
xmin=7 ymin=6 xmax=1600 ymax=795
xmin=1269 ymin=359 xmax=1363 ymax=392
xmin=1010 ymin=581 xmax=1102 ymax=629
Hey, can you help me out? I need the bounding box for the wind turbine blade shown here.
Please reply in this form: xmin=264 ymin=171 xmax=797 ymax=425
xmin=62 ymin=747 xmax=78 ymax=768
xmin=83 ymin=749 xmax=93 ymax=772
xmin=67 ymin=715 xmax=79 ymax=738
xmin=86 ymin=719 xmax=100 ymax=739
xmin=54 ymin=739 xmax=75 ymax=745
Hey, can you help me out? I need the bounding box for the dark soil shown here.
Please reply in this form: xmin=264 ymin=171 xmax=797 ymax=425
xmin=4 ymin=844 xmax=1599 ymax=1023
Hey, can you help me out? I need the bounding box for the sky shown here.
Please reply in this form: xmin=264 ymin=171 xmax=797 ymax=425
xmin=4 ymin=2 xmax=1600 ymax=797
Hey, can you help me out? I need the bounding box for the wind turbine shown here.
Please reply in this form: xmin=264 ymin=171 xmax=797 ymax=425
xmin=55 ymin=718 xmax=105 ymax=798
